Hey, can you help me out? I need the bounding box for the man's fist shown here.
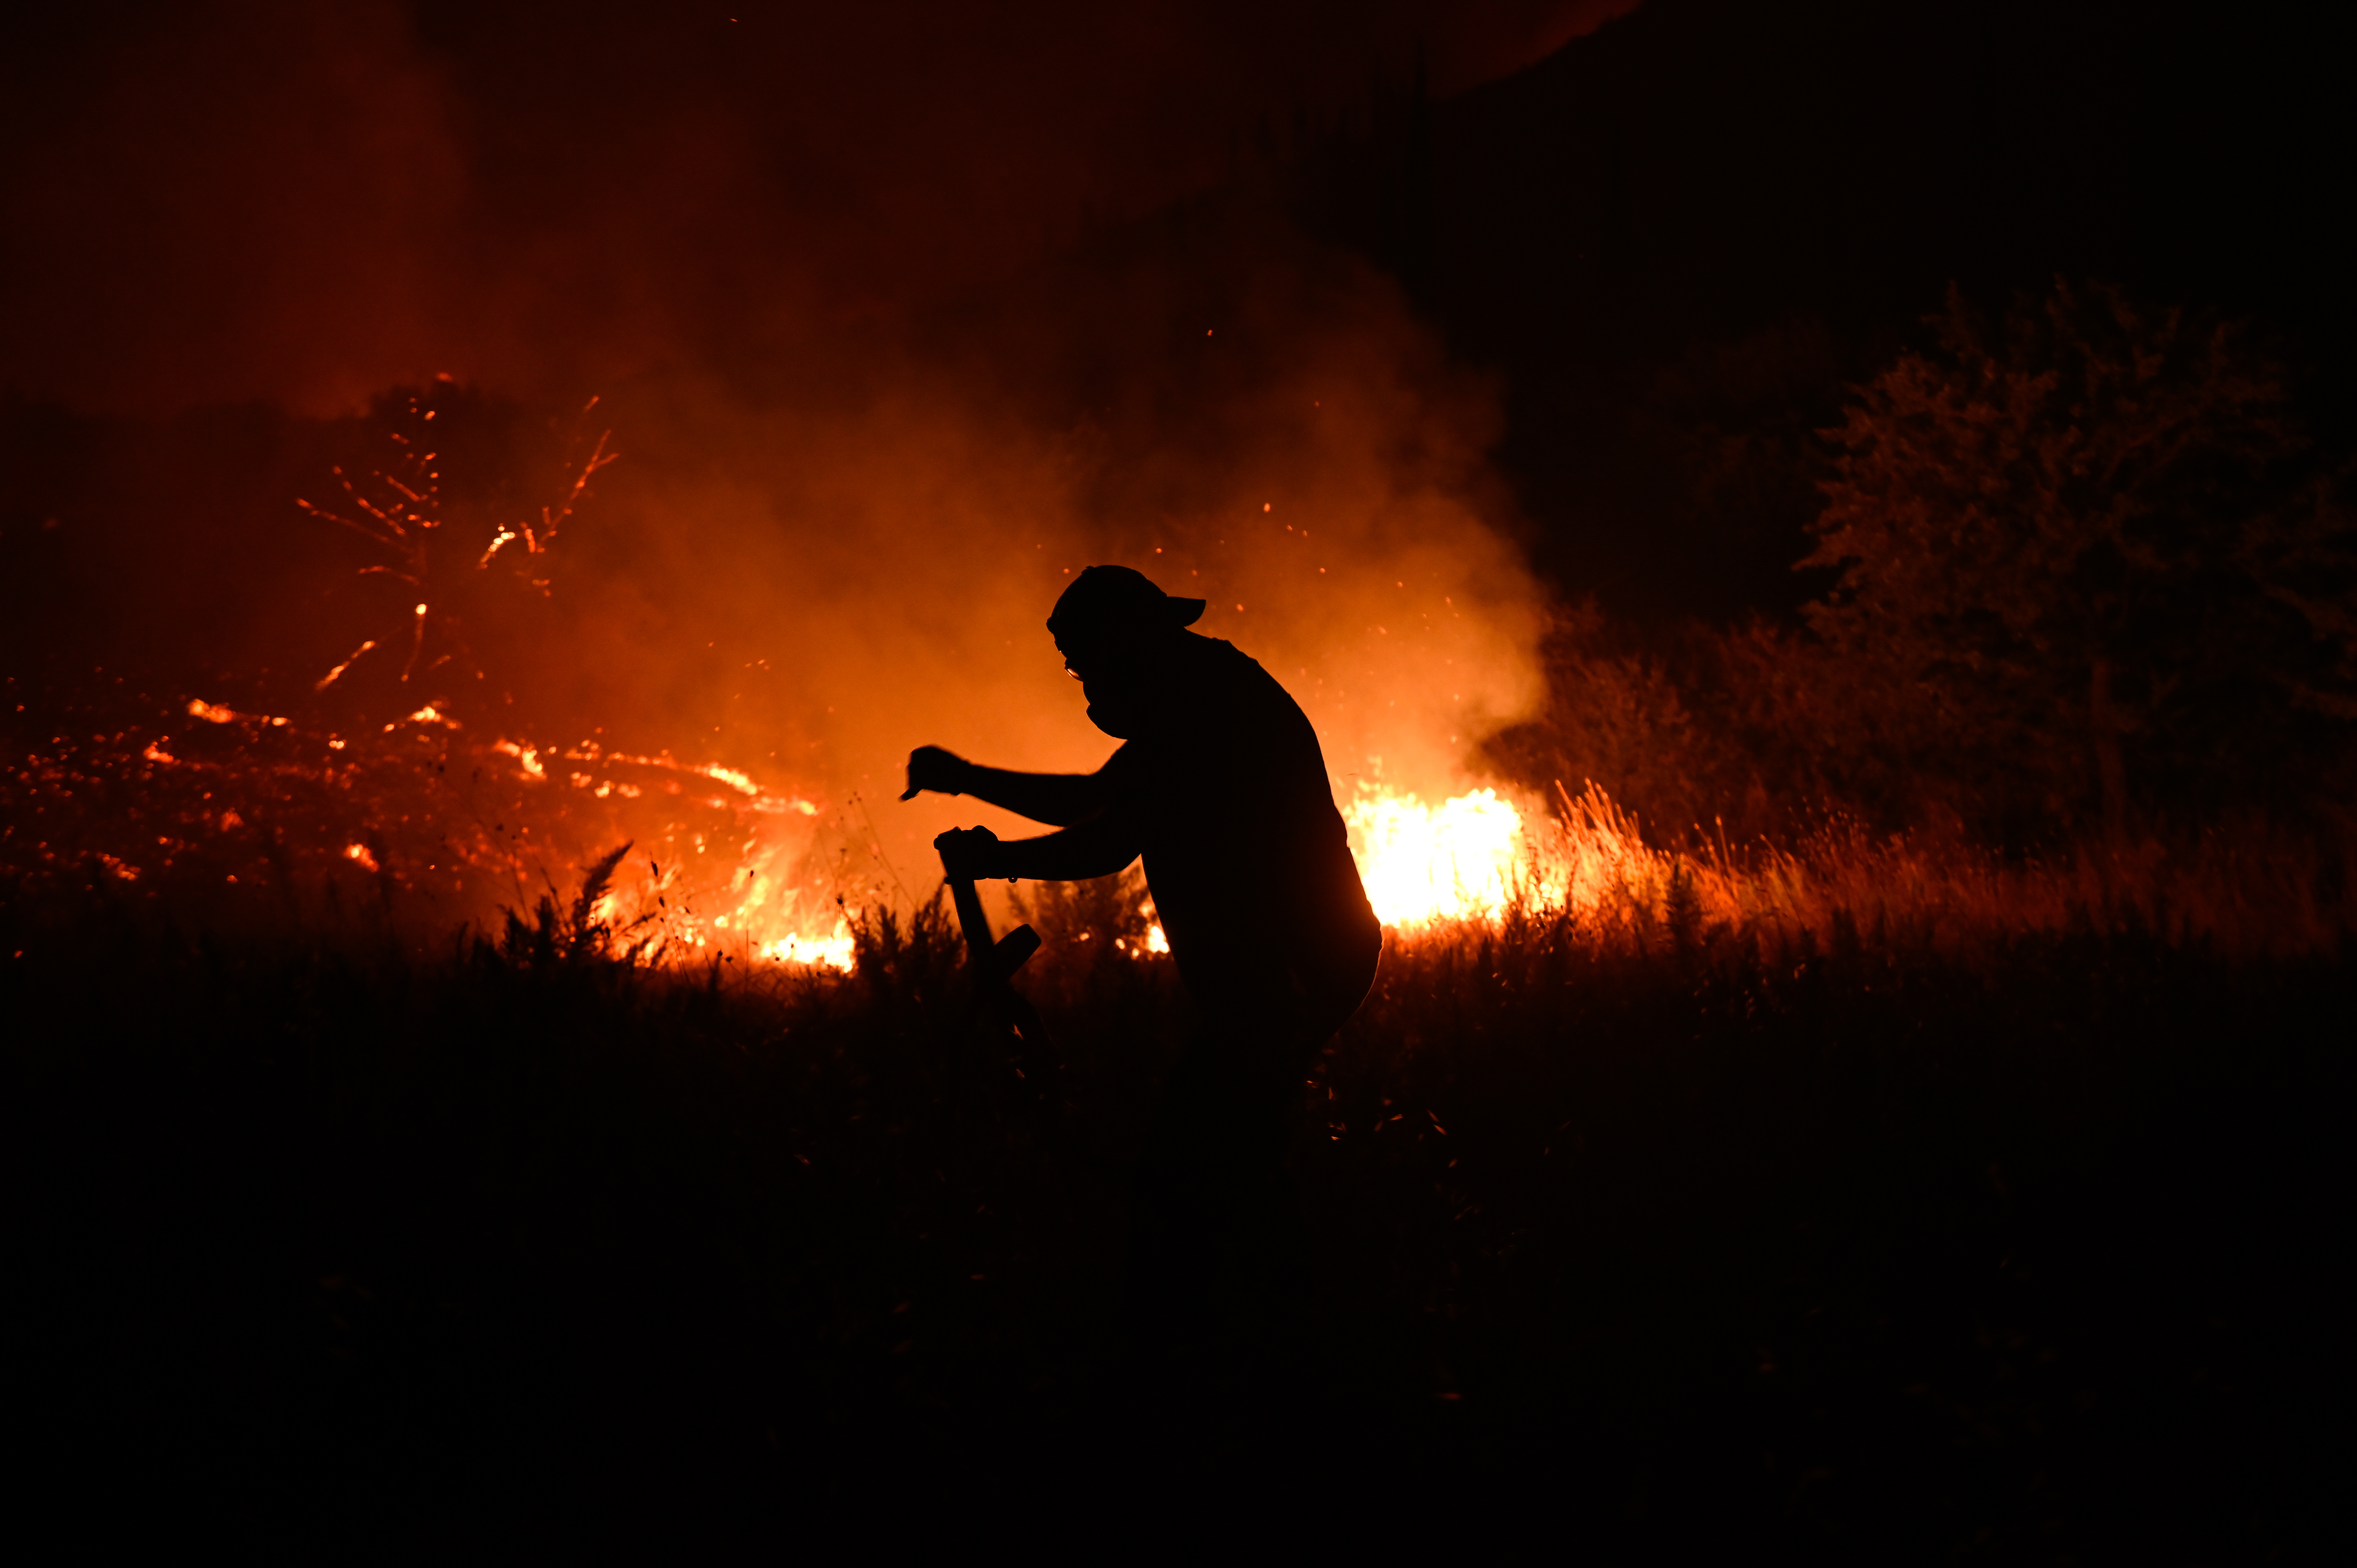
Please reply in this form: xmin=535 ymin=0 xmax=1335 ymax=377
xmin=933 ymin=825 xmax=1002 ymax=882
xmin=901 ymin=745 xmax=971 ymax=801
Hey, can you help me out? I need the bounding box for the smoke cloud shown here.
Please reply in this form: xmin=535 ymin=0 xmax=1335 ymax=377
xmin=487 ymin=205 xmax=1545 ymax=861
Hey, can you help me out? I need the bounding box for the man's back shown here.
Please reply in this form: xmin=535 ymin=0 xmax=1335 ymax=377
xmin=1100 ymin=635 xmax=1379 ymax=1021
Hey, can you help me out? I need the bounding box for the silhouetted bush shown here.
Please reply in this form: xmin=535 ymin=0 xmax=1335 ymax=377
xmin=1488 ymin=282 xmax=2357 ymax=858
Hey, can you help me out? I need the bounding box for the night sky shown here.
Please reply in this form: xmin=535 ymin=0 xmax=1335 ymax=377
xmin=2 ymin=2 xmax=1631 ymax=412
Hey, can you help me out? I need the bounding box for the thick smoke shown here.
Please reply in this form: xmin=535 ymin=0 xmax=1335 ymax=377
xmin=512 ymin=212 xmax=1546 ymax=867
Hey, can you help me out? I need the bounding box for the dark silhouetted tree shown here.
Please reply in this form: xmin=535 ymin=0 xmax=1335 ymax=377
xmin=1799 ymin=280 xmax=2335 ymax=841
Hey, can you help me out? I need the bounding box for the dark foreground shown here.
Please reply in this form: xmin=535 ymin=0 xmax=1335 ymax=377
xmin=7 ymin=889 xmax=2346 ymax=1562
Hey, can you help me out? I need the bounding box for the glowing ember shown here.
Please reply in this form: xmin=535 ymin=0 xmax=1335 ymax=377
xmin=698 ymin=763 xmax=760 ymax=796
xmin=1344 ymin=785 xmax=1525 ymax=925
xmin=314 ymin=639 xmax=377 ymax=691
xmin=493 ymin=739 xmax=548 ymax=779
xmin=188 ymin=698 xmax=288 ymax=728
xmin=1113 ymin=922 xmax=1172 ymax=958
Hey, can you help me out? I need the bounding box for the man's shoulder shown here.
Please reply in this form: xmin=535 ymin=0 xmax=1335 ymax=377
xmin=1184 ymin=635 xmax=1289 ymax=701
xmin=1173 ymin=637 xmax=1324 ymax=762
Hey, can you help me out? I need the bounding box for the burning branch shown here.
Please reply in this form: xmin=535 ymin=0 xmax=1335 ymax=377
xmin=315 ymin=639 xmax=378 ymax=692
xmin=297 ymin=387 xmax=617 ymax=694
xmin=482 ymin=397 xmax=616 ymax=565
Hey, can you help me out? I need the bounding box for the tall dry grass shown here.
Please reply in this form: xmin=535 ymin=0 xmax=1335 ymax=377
xmin=1504 ymin=780 xmax=2353 ymax=961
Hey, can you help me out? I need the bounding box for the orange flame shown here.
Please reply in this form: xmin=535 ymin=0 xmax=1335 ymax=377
xmin=1344 ymin=785 xmax=1525 ymax=926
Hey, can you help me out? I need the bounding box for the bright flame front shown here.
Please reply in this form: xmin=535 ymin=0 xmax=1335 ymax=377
xmin=761 ymin=919 xmax=857 ymax=973
xmin=1344 ymin=785 xmax=1524 ymax=926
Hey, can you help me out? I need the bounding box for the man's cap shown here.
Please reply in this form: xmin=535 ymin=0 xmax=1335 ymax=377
xmin=1047 ymin=565 xmax=1206 ymax=646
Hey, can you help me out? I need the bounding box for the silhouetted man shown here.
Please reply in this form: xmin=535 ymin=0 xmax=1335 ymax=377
xmin=903 ymin=565 xmax=1381 ymax=1302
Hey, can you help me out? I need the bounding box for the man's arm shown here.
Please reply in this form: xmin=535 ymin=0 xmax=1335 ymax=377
xmin=936 ymin=812 xmax=1140 ymax=882
xmin=960 ymin=764 xmax=1108 ymax=827
xmin=902 ymin=746 xmax=1108 ymax=826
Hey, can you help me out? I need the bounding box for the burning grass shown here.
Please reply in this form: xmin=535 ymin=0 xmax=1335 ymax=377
xmin=14 ymin=670 xmax=2348 ymax=991
xmin=2 ymin=672 xmax=873 ymax=965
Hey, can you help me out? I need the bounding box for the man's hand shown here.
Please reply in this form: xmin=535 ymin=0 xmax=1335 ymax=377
xmin=933 ymin=825 xmax=1004 ymax=882
xmin=901 ymin=745 xmax=971 ymax=801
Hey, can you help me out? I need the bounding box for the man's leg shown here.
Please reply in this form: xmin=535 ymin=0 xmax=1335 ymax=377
xmin=1127 ymin=1009 xmax=1317 ymax=1320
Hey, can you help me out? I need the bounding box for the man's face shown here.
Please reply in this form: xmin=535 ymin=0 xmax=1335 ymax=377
xmin=1056 ymin=633 xmax=1157 ymax=738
